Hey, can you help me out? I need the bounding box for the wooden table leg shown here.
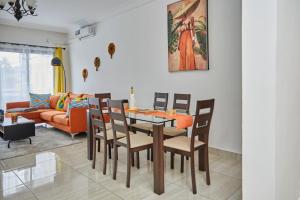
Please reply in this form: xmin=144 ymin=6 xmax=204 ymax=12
xmin=86 ymin=110 xmax=93 ymax=160
xmin=153 ymin=124 xmax=164 ymax=195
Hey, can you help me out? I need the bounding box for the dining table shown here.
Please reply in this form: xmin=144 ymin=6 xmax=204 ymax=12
xmin=86 ymin=108 xmax=193 ymax=195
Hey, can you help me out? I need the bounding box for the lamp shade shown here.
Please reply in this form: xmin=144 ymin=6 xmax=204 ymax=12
xmin=51 ymin=57 xmax=62 ymax=67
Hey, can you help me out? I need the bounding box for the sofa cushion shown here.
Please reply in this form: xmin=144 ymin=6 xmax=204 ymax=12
xmin=29 ymin=93 xmax=51 ymax=108
xmin=50 ymin=95 xmax=60 ymax=109
xmin=6 ymin=109 xmax=51 ymax=120
xmin=53 ymin=114 xmax=69 ymax=126
xmin=40 ymin=110 xmax=65 ymax=121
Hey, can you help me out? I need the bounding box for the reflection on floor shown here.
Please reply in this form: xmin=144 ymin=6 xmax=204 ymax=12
xmin=0 ymin=139 xmax=242 ymax=200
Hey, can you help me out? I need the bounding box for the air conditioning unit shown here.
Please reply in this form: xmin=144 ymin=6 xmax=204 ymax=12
xmin=75 ymin=25 xmax=96 ymax=40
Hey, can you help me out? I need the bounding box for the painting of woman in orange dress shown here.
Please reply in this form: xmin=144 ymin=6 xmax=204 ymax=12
xmin=168 ymin=0 xmax=208 ymax=72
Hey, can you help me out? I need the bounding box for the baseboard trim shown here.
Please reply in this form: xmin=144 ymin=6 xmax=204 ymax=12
xmin=208 ymin=147 xmax=242 ymax=161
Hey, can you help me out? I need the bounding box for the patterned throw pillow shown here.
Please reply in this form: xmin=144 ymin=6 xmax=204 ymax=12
xmin=66 ymin=98 xmax=88 ymax=117
xmin=55 ymin=93 xmax=68 ymax=111
xmin=29 ymin=93 xmax=51 ymax=108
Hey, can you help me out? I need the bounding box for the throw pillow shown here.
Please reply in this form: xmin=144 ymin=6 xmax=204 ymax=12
xmin=63 ymin=97 xmax=72 ymax=112
xmin=50 ymin=95 xmax=60 ymax=109
xmin=66 ymin=98 xmax=88 ymax=117
xmin=55 ymin=93 xmax=68 ymax=111
xmin=29 ymin=93 xmax=51 ymax=108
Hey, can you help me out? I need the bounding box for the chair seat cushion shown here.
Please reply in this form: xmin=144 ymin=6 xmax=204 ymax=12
xmin=96 ymin=129 xmax=126 ymax=141
xmin=117 ymin=133 xmax=153 ymax=149
xmin=163 ymin=127 xmax=187 ymax=137
xmin=53 ymin=114 xmax=69 ymax=126
xmin=164 ymin=136 xmax=205 ymax=152
xmin=130 ymin=123 xmax=153 ymax=131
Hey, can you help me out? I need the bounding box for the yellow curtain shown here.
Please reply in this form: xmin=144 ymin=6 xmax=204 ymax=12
xmin=54 ymin=48 xmax=65 ymax=94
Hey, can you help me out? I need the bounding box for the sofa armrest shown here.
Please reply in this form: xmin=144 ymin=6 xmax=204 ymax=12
xmin=69 ymin=107 xmax=88 ymax=132
xmin=6 ymin=101 xmax=30 ymax=110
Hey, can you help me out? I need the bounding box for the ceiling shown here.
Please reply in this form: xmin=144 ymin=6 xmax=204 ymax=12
xmin=0 ymin=0 xmax=151 ymax=33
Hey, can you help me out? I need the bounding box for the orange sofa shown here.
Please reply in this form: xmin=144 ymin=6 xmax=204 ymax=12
xmin=5 ymin=93 xmax=93 ymax=139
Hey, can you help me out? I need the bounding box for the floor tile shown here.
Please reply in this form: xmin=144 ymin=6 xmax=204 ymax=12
xmin=227 ymin=187 xmax=242 ymax=200
xmin=210 ymin=157 xmax=242 ymax=179
xmin=13 ymin=158 xmax=72 ymax=185
xmin=0 ymin=185 xmax=37 ymax=200
xmin=143 ymin=183 xmax=211 ymax=200
xmin=0 ymin=136 xmax=242 ymax=200
xmin=22 ymin=166 xmax=120 ymax=200
xmin=0 ymin=171 xmax=23 ymax=192
xmin=174 ymin=171 xmax=241 ymax=200
xmin=1 ymin=152 xmax=56 ymax=171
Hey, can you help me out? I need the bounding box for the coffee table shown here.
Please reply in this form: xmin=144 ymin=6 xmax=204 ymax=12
xmin=0 ymin=117 xmax=35 ymax=148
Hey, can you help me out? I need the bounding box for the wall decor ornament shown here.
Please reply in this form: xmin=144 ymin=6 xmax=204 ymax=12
xmin=108 ymin=42 xmax=116 ymax=59
xmin=82 ymin=68 xmax=88 ymax=82
xmin=167 ymin=0 xmax=209 ymax=72
xmin=94 ymin=57 xmax=101 ymax=71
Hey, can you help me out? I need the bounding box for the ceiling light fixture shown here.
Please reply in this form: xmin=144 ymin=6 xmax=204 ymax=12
xmin=0 ymin=0 xmax=37 ymax=21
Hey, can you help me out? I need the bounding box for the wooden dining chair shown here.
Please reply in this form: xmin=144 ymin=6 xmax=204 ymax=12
xmin=95 ymin=93 xmax=111 ymax=109
xmin=108 ymin=99 xmax=153 ymax=188
xmin=130 ymin=92 xmax=168 ymax=160
xmin=164 ymin=99 xmax=214 ymax=194
xmin=164 ymin=93 xmax=191 ymax=138
xmin=163 ymin=93 xmax=191 ymax=168
xmin=94 ymin=93 xmax=112 ymax=153
xmin=88 ymin=97 xmax=126 ymax=175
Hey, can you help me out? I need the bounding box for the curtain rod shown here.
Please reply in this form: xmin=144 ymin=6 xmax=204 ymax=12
xmin=0 ymin=41 xmax=66 ymax=50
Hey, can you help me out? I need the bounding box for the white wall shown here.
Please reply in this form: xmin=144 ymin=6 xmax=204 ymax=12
xmin=243 ymin=0 xmax=300 ymax=199
xmin=275 ymin=0 xmax=300 ymax=199
xmin=242 ymin=0 xmax=277 ymax=199
xmin=69 ymin=0 xmax=242 ymax=154
xmin=0 ymin=24 xmax=71 ymax=91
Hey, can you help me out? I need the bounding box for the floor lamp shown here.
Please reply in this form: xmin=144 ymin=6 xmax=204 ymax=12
xmin=51 ymin=57 xmax=66 ymax=92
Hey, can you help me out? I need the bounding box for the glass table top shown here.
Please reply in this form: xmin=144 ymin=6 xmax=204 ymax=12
xmin=126 ymin=112 xmax=174 ymax=124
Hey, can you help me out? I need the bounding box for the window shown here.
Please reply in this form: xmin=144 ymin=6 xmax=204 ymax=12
xmin=0 ymin=44 xmax=54 ymax=109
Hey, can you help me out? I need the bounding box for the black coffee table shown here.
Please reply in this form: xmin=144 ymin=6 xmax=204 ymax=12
xmin=0 ymin=117 xmax=35 ymax=148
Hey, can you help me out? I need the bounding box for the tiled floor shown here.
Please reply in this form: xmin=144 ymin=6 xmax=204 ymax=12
xmin=0 ymin=139 xmax=242 ymax=200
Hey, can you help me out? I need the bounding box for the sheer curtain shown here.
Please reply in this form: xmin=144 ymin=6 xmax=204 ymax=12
xmin=0 ymin=44 xmax=54 ymax=109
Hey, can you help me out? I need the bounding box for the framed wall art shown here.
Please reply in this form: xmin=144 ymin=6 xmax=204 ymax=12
xmin=168 ymin=0 xmax=209 ymax=72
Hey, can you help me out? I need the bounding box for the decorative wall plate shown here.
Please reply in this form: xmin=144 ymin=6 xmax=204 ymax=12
xmin=108 ymin=42 xmax=116 ymax=59
xmin=94 ymin=57 xmax=101 ymax=71
xmin=82 ymin=68 xmax=88 ymax=82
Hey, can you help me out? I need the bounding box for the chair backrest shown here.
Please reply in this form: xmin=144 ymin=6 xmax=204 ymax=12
xmin=88 ymin=98 xmax=108 ymax=140
xmin=154 ymin=92 xmax=169 ymax=111
xmin=107 ymin=99 xmax=131 ymax=147
xmin=190 ymin=99 xmax=215 ymax=152
xmin=173 ymin=93 xmax=191 ymax=114
xmin=95 ymin=93 xmax=111 ymax=109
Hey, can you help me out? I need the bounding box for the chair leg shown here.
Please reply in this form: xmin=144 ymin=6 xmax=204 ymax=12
xmin=170 ymin=152 xmax=174 ymax=169
xmin=191 ymin=153 xmax=197 ymax=194
xmin=126 ymin=150 xmax=131 ymax=188
xmin=205 ymin=147 xmax=211 ymax=185
xmin=147 ymin=149 xmax=150 ymax=160
xmin=112 ymin=143 xmax=118 ymax=180
xmin=92 ymin=138 xmax=96 ymax=169
xmin=108 ymin=144 xmax=112 ymax=159
xmin=103 ymin=142 xmax=107 ymax=175
xmin=97 ymin=139 xmax=101 ymax=152
xmin=131 ymin=152 xmax=135 ymax=166
xmin=198 ymin=148 xmax=205 ymax=171
xmin=180 ymin=155 xmax=184 ymax=173
xmin=151 ymin=147 xmax=153 ymax=161
xmin=136 ymin=151 xmax=140 ymax=169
